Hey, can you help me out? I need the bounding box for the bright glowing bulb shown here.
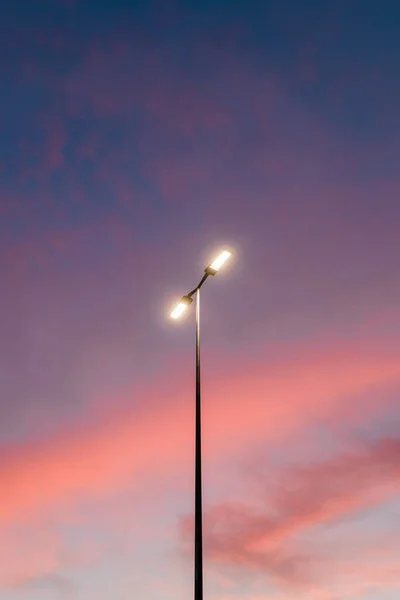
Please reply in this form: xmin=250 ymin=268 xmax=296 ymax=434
xmin=209 ymin=250 xmax=232 ymax=271
xmin=170 ymin=302 xmax=188 ymax=319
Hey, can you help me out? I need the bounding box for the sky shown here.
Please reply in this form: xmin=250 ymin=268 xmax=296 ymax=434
xmin=0 ymin=0 xmax=400 ymax=598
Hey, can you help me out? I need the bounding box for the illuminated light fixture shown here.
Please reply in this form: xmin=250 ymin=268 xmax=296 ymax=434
xmin=170 ymin=250 xmax=232 ymax=319
xmin=205 ymin=250 xmax=232 ymax=275
xmin=170 ymin=295 xmax=193 ymax=319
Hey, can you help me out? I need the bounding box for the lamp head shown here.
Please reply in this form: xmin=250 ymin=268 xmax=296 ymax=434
xmin=170 ymin=295 xmax=193 ymax=319
xmin=205 ymin=249 xmax=232 ymax=275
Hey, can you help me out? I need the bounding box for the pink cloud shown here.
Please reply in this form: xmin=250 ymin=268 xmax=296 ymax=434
xmin=0 ymin=337 xmax=399 ymax=528
xmin=179 ymin=436 xmax=400 ymax=593
xmin=0 ymin=526 xmax=60 ymax=587
xmin=0 ymin=515 xmax=104 ymax=591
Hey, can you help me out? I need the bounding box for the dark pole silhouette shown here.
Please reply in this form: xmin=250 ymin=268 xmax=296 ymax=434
xmin=170 ymin=250 xmax=232 ymax=600
xmin=194 ymin=287 xmax=203 ymax=600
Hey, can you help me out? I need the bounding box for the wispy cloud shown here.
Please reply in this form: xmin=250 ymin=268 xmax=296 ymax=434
xmin=180 ymin=435 xmax=400 ymax=594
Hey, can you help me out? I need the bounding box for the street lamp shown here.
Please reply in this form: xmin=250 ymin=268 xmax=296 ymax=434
xmin=170 ymin=249 xmax=232 ymax=600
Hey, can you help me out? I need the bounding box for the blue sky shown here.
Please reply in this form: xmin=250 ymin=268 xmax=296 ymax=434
xmin=0 ymin=1 xmax=399 ymax=598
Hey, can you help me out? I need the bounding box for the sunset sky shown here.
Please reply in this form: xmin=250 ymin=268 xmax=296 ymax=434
xmin=1 ymin=1 xmax=400 ymax=599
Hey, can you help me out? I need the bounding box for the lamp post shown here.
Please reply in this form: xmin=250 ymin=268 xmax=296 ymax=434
xmin=170 ymin=250 xmax=232 ymax=600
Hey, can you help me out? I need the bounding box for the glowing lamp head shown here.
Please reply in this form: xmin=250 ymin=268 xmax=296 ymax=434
xmin=205 ymin=250 xmax=232 ymax=275
xmin=170 ymin=295 xmax=193 ymax=319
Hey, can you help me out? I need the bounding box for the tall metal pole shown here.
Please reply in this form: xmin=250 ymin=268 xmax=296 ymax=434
xmin=194 ymin=287 xmax=203 ymax=600
xmin=170 ymin=252 xmax=231 ymax=600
